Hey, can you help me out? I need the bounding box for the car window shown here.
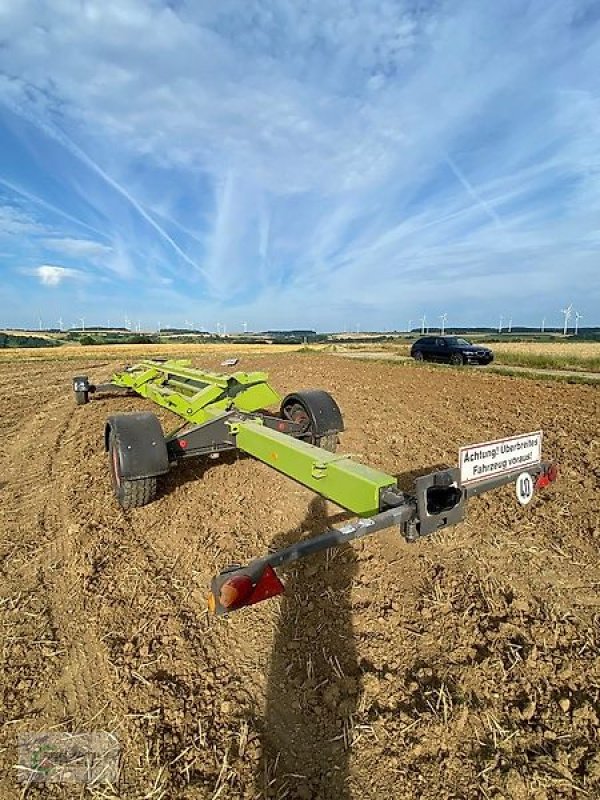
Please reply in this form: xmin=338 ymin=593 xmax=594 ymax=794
xmin=437 ymin=338 xmax=447 ymax=346
xmin=445 ymin=337 xmax=472 ymax=346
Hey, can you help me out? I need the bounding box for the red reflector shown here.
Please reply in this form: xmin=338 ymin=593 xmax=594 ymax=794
xmin=217 ymin=566 xmax=284 ymax=612
xmin=219 ymin=575 xmax=253 ymax=609
xmin=247 ymin=565 xmax=284 ymax=606
xmin=536 ymin=464 xmax=558 ymax=490
xmin=179 ymin=438 xmax=188 ymax=449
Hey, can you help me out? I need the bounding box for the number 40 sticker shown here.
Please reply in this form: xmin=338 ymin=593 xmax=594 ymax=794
xmin=516 ymin=472 xmax=535 ymax=506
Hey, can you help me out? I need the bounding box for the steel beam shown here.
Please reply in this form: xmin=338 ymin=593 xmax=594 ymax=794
xmin=233 ymin=419 xmax=397 ymax=516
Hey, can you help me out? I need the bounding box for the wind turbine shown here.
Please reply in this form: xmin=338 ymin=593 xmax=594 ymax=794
xmin=498 ymin=315 xmax=504 ymax=333
xmin=508 ymin=317 xmax=513 ymax=333
xmin=421 ymin=314 xmax=427 ymax=335
xmin=575 ymin=311 xmax=582 ymax=336
xmin=80 ymin=317 xmax=85 ymax=332
xmin=440 ymin=312 xmax=448 ymax=336
xmin=541 ymin=317 xmax=545 ymax=333
xmin=57 ymin=317 xmax=63 ymax=332
xmin=407 ymin=319 xmax=412 ymax=333
xmin=242 ymin=321 xmax=248 ymax=334
xmin=561 ymin=303 xmax=573 ymax=336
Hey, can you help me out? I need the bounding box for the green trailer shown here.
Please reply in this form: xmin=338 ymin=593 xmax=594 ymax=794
xmin=73 ymin=359 xmax=558 ymax=615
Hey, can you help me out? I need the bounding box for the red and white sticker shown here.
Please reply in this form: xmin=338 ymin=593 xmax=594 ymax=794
xmin=459 ymin=431 xmax=542 ymax=485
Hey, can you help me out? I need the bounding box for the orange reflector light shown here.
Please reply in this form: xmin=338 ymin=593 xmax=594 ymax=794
xmin=219 ymin=575 xmax=253 ymax=609
xmin=207 ymin=592 xmax=216 ymax=613
xmin=214 ymin=566 xmax=284 ymax=613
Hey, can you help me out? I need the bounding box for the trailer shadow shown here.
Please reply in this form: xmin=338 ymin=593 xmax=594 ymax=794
xmin=258 ymin=497 xmax=359 ymax=800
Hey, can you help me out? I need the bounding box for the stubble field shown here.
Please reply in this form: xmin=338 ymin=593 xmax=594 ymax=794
xmin=0 ymin=350 xmax=598 ymax=799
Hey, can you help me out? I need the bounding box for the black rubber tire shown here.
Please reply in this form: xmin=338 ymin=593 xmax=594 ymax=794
xmin=414 ymin=351 xmax=424 ymax=362
xmin=74 ymin=390 xmax=89 ymax=405
xmin=315 ymin=433 xmax=338 ymax=453
xmin=281 ymin=399 xmax=339 ymax=453
xmin=108 ymin=430 xmax=157 ymax=509
xmin=450 ymin=353 xmax=464 ymax=366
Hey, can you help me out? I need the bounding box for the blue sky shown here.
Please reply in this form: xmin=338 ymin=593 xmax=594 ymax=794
xmin=0 ymin=0 xmax=599 ymax=332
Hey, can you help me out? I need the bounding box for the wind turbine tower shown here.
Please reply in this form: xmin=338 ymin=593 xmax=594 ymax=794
xmin=440 ymin=312 xmax=448 ymax=336
xmin=498 ymin=315 xmax=504 ymax=333
xmin=541 ymin=317 xmax=545 ymax=333
xmin=561 ymin=304 xmax=573 ymax=336
xmin=575 ymin=311 xmax=582 ymax=336
xmin=421 ymin=314 xmax=427 ymax=335
xmin=508 ymin=317 xmax=513 ymax=333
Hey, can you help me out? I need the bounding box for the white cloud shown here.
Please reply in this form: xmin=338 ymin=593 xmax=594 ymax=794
xmin=35 ymin=264 xmax=81 ymax=287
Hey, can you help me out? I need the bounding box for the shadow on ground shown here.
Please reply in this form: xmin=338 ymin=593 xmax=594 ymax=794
xmin=257 ymin=497 xmax=359 ymax=800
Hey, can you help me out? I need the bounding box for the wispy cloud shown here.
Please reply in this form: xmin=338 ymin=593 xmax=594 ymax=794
xmin=0 ymin=0 xmax=599 ymax=328
xmin=41 ymin=237 xmax=112 ymax=259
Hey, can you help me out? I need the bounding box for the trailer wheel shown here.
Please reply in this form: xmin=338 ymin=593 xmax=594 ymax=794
xmin=316 ymin=433 xmax=338 ymax=453
xmin=281 ymin=392 xmax=342 ymax=453
xmin=108 ymin=429 xmax=157 ymax=509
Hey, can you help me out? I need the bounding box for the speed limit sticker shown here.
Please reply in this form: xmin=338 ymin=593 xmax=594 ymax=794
xmin=516 ymin=472 xmax=535 ymax=506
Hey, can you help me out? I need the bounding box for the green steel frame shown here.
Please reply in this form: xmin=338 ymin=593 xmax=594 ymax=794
xmin=90 ymin=358 xmax=398 ymax=517
xmin=110 ymin=358 xmax=281 ymax=422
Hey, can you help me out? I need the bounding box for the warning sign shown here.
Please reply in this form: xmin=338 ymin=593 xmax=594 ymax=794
xmin=459 ymin=431 xmax=542 ymax=485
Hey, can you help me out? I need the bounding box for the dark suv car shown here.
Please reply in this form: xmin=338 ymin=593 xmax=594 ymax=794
xmin=410 ymin=336 xmax=494 ymax=366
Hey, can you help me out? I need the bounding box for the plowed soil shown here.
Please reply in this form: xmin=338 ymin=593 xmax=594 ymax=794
xmin=1 ymin=353 xmax=599 ymax=799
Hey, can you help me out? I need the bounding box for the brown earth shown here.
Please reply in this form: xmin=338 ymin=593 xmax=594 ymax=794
xmin=0 ymin=353 xmax=599 ymax=800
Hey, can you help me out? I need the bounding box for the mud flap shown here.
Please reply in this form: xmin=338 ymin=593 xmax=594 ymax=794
xmin=105 ymin=412 xmax=169 ymax=480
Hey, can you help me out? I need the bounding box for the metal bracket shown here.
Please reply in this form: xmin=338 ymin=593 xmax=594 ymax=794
xmin=413 ymin=467 xmax=465 ymax=538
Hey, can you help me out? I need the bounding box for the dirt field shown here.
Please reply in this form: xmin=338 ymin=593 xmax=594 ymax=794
xmin=1 ymin=353 xmax=599 ymax=799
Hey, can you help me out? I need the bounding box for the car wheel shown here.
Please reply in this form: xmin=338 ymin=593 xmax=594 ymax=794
xmin=450 ymin=353 xmax=464 ymax=366
xmin=414 ymin=351 xmax=424 ymax=362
